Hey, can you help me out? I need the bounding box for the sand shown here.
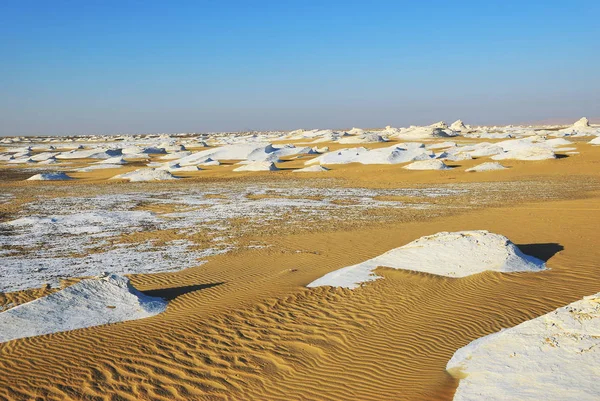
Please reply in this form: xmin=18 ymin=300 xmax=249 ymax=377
xmin=2 ymin=191 xmax=599 ymax=400
xmin=1 ymin=130 xmax=600 ymax=400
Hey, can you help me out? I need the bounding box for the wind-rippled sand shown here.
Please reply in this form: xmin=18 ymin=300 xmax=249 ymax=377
xmin=1 ymin=141 xmax=600 ymax=400
xmin=0 ymin=193 xmax=598 ymax=400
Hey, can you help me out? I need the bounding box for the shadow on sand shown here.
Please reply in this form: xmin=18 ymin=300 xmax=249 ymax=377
xmin=516 ymin=243 xmax=564 ymax=262
xmin=142 ymin=282 xmax=224 ymax=301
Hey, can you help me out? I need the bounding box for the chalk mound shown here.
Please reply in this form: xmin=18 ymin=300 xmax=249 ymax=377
xmin=26 ymin=172 xmax=73 ymax=181
xmin=307 ymin=144 xmax=433 ymax=165
xmin=38 ymin=158 xmax=60 ymax=165
xmin=466 ymin=162 xmax=507 ymax=172
xmin=574 ymin=117 xmax=590 ymax=128
xmin=491 ymin=146 xmax=555 ymax=161
xmin=111 ymin=168 xmax=177 ymax=182
xmin=0 ymin=273 xmax=166 ymax=343
xmin=233 ymin=161 xmax=279 ymax=172
xmin=169 ymin=165 xmax=201 ymax=172
xmin=338 ymin=133 xmax=388 ymax=144
xmin=179 ymin=143 xmax=273 ymax=164
xmin=403 ymin=159 xmax=451 ymax=170
xmin=450 ymin=120 xmax=468 ymax=131
xmin=56 ymin=148 xmax=121 ymax=160
xmin=122 ymin=146 xmax=165 ymax=155
xmin=293 ymin=165 xmax=330 ymax=173
xmin=77 ymin=164 xmax=125 ymax=172
xmin=447 ymin=292 xmax=600 ymax=401
xmin=559 ymin=117 xmax=599 ymax=136
xmin=307 ymin=230 xmax=545 ymax=288
xmin=429 ymin=121 xmax=448 ymax=129
xmin=200 ymin=158 xmax=220 ymax=166
xmin=589 ymin=136 xmax=600 ymax=145
xmin=393 ymin=126 xmax=458 ymax=140
xmin=159 ymin=151 xmax=192 ymax=160
xmin=31 ymin=152 xmax=58 ymax=162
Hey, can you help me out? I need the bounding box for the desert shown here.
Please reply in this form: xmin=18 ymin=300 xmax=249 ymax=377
xmin=1 ymin=118 xmax=600 ymax=400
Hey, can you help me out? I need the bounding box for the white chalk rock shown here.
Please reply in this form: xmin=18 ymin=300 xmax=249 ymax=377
xmin=111 ymin=168 xmax=177 ymax=182
xmin=307 ymin=230 xmax=545 ymax=289
xmin=403 ymin=159 xmax=451 ymax=170
xmin=338 ymin=133 xmax=388 ymax=144
xmin=491 ymin=146 xmax=555 ymax=161
xmin=574 ymin=117 xmax=590 ymax=127
xmin=447 ymin=292 xmax=600 ymax=401
xmin=308 ymin=144 xmax=433 ymax=165
xmin=26 ymin=172 xmax=73 ymax=181
xmin=466 ymin=162 xmax=507 ymax=172
xmin=450 ymin=120 xmax=469 ymax=131
xmin=0 ymin=274 xmax=166 ymax=343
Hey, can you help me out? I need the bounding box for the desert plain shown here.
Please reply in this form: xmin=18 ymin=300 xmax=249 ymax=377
xmin=1 ymin=118 xmax=599 ymax=400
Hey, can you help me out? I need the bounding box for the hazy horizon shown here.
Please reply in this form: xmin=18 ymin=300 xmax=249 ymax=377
xmin=2 ymin=1 xmax=599 ymax=137
xmin=3 ymin=116 xmax=600 ymax=138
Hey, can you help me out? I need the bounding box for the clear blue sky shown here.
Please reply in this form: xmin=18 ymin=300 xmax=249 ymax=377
xmin=1 ymin=0 xmax=599 ymax=136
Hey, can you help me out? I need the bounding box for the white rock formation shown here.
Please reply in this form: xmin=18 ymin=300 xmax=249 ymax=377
xmin=96 ymin=156 xmax=127 ymax=165
xmin=307 ymin=144 xmax=433 ymax=165
xmin=26 ymin=172 xmax=73 ymax=181
xmin=307 ymin=231 xmax=545 ymax=288
xmin=392 ymin=124 xmax=458 ymax=140
xmin=465 ymin=162 xmax=507 ymax=172
xmin=403 ymin=159 xmax=451 ymax=170
xmin=56 ymin=149 xmax=121 ymax=160
xmin=447 ymin=292 xmax=600 ymax=401
xmin=491 ymin=146 xmax=555 ymax=161
xmin=111 ymin=168 xmax=177 ymax=182
xmin=338 ymin=133 xmax=388 ymax=144
xmin=559 ymin=117 xmax=600 ymax=136
xmin=574 ymin=117 xmax=590 ymax=127
xmin=450 ymin=120 xmax=469 ymax=132
xmin=0 ymin=274 xmax=166 ymax=343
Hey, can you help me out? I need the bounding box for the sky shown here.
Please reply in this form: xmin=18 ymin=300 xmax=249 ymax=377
xmin=1 ymin=0 xmax=599 ymax=136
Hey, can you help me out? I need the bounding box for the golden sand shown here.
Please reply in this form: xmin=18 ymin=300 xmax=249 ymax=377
xmin=0 ymin=145 xmax=599 ymax=400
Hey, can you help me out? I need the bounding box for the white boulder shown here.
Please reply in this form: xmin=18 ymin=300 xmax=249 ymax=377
xmin=307 ymin=231 xmax=545 ymax=289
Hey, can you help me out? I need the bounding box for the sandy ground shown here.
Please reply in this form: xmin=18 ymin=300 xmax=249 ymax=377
xmin=0 ymin=142 xmax=599 ymax=400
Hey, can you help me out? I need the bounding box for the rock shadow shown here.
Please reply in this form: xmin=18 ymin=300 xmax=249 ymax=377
xmin=516 ymin=243 xmax=563 ymax=262
xmin=142 ymin=282 xmax=224 ymax=301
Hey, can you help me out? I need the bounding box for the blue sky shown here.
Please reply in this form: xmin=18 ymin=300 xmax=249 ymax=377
xmin=1 ymin=0 xmax=599 ymax=135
